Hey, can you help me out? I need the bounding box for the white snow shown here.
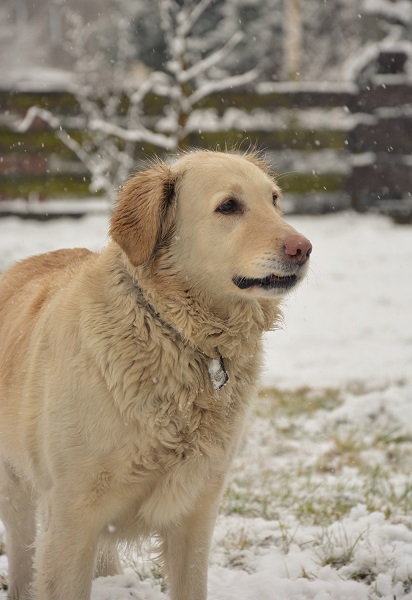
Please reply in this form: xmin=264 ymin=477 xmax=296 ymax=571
xmin=257 ymin=81 xmax=358 ymax=95
xmin=0 ymin=68 xmax=75 ymax=92
xmin=262 ymin=212 xmax=412 ymax=390
xmin=0 ymin=210 xmax=412 ymax=600
xmin=181 ymin=107 xmax=373 ymax=137
xmin=362 ymin=0 xmax=412 ymax=25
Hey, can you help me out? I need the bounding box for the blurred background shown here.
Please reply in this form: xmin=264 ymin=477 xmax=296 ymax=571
xmin=0 ymin=0 xmax=411 ymax=220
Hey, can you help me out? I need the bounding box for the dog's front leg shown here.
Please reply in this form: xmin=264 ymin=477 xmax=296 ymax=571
xmin=32 ymin=499 xmax=101 ymax=600
xmin=161 ymin=480 xmax=224 ymax=600
xmin=0 ymin=460 xmax=36 ymax=600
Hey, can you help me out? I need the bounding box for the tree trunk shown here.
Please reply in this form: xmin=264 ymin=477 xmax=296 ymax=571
xmin=283 ymin=0 xmax=302 ymax=80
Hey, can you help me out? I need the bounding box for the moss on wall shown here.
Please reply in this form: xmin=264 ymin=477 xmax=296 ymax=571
xmin=0 ymin=174 xmax=93 ymax=199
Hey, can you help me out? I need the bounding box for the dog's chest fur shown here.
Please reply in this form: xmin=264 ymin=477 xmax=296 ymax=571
xmin=120 ymin=340 xmax=258 ymax=527
xmin=87 ymin=294 xmax=261 ymax=470
xmin=73 ymin=251 xmax=276 ymax=528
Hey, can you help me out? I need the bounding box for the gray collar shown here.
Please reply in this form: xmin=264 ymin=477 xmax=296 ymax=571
xmin=133 ymin=279 xmax=229 ymax=391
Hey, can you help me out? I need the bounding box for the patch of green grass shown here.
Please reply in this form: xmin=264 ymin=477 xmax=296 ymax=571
xmin=222 ymin=469 xmax=361 ymax=526
xmin=313 ymin=526 xmax=367 ymax=570
xmin=346 ymin=379 xmax=407 ymax=396
xmin=222 ymin=473 xmax=278 ymax=520
xmin=256 ymin=386 xmax=343 ymax=419
xmin=358 ymin=465 xmax=412 ymax=516
xmin=221 ymin=383 xmax=412 ymax=532
xmin=293 ymin=486 xmax=357 ymax=525
xmin=316 ymin=431 xmax=367 ymax=472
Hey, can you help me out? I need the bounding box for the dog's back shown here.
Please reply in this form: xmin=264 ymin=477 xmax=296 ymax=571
xmin=0 ymin=248 xmax=94 ymax=320
xmin=0 ymin=247 xmax=93 ymax=386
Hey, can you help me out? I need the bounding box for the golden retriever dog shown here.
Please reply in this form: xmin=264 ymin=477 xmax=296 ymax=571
xmin=0 ymin=150 xmax=311 ymax=600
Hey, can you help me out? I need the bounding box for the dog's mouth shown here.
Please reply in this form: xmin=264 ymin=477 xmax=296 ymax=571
xmin=233 ymin=273 xmax=298 ymax=291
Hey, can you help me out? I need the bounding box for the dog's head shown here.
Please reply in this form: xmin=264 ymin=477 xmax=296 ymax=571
xmin=110 ymin=151 xmax=311 ymax=300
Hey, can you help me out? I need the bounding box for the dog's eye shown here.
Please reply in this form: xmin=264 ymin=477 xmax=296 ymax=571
xmin=272 ymin=193 xmax=278 ymax=206
xmin=216 ymin=198 xmax=241 ymax=215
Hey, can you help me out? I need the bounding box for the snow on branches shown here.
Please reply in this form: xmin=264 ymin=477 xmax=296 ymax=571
xmin=16 ymin=0 xmax=258 ymax=201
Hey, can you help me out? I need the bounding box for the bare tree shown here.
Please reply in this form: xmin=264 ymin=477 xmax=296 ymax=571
xmin=300 ymin=0 xmax=363 ymax=82
xmin=157 ymin=0 xmax=259 ymax=145
xmin=17 ymin=0 xmax=258 ymax=200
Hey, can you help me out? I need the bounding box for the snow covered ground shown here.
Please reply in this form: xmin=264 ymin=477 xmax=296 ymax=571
xmin=0 ymin=210 xmax=411 ymax=599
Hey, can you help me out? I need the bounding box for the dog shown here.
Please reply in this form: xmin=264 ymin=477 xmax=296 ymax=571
xmin=0 ymin=150 xmax=311 ymax=600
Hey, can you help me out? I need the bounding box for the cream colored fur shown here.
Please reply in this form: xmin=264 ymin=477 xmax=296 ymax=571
xmin=0 ymin=151 xmax=310 ymax=600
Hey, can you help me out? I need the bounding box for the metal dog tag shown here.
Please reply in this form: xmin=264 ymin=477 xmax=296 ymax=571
xmin=208 ymin=356 xmax=229 ymax=391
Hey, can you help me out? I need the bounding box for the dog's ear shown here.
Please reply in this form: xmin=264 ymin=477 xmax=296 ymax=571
xmin=110 ymin=162 xmax=175 ymax=267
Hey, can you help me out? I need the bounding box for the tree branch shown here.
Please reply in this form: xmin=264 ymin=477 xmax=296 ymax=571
xmin=17 ymin=105 xmax=175 ymax=152
xmin=88 ymin=119 xmax=176 ymax=150
xmin=16 ymin=106 xmax=61 ymax=133
xmin=177 ymin=0 xmax=214 ymax=38
xmin=180 ymin=31 xmax=244 ymax=83
xmin=187 ymin=68 xmax=260 ymax=107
